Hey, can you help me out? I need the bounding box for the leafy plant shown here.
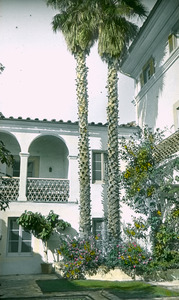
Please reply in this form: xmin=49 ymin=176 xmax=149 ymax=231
xmin=57 ymin=235 xmax=104 ymax=279
xmin=0 ymin=140 xmax=14 ymax=211
xmin=119 ymin=126 xmax=179 ymax=248
xmin=124 ymin=216 xmax=148 ymax=241
xmin=17 ymin=210 xmax=71 ymax=262
xmin=104 ymin=240 xmax=152 ymax=279
xmin=153 ymin=208 xmax=179 ymax=267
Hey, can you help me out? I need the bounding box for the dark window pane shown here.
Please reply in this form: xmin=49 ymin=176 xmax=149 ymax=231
xmin=94 ymin=153 xmax=101 ymax=161
xmin=94 ymin=161 xmax=101 ymax=170
xmin=21 ymin=241 xmax=31 ymax=252
xmin=9 ymin=231 xmax=19 ymax=241
xmin=95 ymin=222 xmax=103 ymax=230
xmin=13 ymin=160 xmax=20 ymax=177
xmin=9 ymin=219 xmax=19 ymax=230
xmin=94 ymin=171 xmax=101 ymax=180
xmin=8 ymin=241 xmax=18 ymax=252
xmin=22 ymin=230 xmax=31 ymax=240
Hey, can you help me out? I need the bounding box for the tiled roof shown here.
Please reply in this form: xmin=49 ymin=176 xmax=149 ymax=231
xmin=0 ymin=113 xmax=137 ymax=128
xmin=155 ymin=130 xmax=179 ymax=161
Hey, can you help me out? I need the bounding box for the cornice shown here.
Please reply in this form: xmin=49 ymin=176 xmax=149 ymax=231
xmin=120 ymin=0 xmax=179 ymax=77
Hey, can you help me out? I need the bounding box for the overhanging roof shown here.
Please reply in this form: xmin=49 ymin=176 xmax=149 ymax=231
xmin=154 ymin=130 xmax=179 ymax=161
xmin=120 ymin=0 xmax=179 ymax=77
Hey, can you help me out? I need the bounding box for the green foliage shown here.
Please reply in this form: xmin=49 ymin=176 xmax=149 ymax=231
xmin=96 ymin=0 xmax=147 ymax=64
xmin=17 ymin=210 xmax=71 ymax=262
xmin=124 ymin=216 xmax=148 ymax=241
xmin=119 ymin=126 xmax=179 ymax=221
xmin=0 ymin=140 xmax=14 ymax=211
xmin=17 ymin=210 xmax=71 ymax=242
xmin=47 ymin=0 xmax=98 ymax=55
xmin=104 ymin=240 xmax=152 ymax=278
xmin=0 ymin=141 xmax=14 ymax=169
xmin=153 ymin=208 xmax=179 ymax=267
xmin=57 ymin=235 xmax=104 ymax=279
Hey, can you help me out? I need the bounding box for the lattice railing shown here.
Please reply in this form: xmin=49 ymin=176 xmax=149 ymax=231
xmin=27 ymin=178 xmax=69 ymax=202
xmin=0 ymin=177 xmax=19 ymax=201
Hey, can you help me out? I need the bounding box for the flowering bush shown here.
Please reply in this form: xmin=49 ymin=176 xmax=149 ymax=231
xmin=105 ymin=240 xmax=152 ymax=278
xmin=124 ymin=216 xmax=148 ymax=241
xmin=58 ymin=235 xmax=104 ymax=279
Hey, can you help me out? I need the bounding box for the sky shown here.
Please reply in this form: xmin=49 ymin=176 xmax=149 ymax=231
xmin=0 ymin=0 xmax=157 ymax=124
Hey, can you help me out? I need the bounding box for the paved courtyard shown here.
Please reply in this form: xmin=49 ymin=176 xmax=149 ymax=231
xmin=0 ymin=273 xmax=179 ymax=300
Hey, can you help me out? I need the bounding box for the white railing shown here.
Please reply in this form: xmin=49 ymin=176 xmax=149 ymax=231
xmin=0 ymin=177 xmax=69 ymax=203
xmin=0 ymin=177 xmax=19 ymax=201
xmin=26 ymin=178 xmax=69 ymax=202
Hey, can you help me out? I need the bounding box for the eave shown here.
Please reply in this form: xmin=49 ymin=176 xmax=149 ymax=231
xmin=120 ymin=0 xmax=179 ymax=78
xmin=154 ymin=130 xmax=179 ymax=161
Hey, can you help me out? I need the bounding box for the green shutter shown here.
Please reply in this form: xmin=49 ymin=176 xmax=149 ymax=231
xmin=140 ymin=73 xmax=144 ymax=88
xmin=150 ymin=57 xmax=155 ymax=76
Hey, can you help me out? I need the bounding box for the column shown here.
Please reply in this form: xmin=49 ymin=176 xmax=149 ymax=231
xmin=68 ymin=155 xmax=79 ymax=202
xmin=18 ymin=152 xmax=29 ymax=201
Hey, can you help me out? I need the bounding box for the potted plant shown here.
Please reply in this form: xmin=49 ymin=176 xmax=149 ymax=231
xmin=17 ymin=210 xmax=71 ymax=273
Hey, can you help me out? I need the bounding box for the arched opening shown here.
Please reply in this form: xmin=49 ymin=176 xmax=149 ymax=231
xmin=27 ymin=135 xmax=69 ymax=202
xmin=0 ymin=132 xmax=21 ymax=201
xmin=0 ymin=132 xmax=21 ymax=177
xmin=28 ymin=135 xmax=69 ymax=179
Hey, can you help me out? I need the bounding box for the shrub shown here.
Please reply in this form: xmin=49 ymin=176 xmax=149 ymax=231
xmin=58 ymin=235 xmax=104 ymax=279
xmin=17 ymin=210 xmax=71 ymax=262
xmin=105 ymin=240 xmax=152 ymax=278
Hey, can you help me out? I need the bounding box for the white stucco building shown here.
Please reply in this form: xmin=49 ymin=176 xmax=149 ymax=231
xmin=0 ymin=115 xmax=137 ymax=275
xmin=120 ymin=0 xmax=179 ymax=135
xmin=1 ymin=0 xmax=178 ymax=277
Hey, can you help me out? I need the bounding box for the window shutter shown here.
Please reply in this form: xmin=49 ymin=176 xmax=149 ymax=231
xmin=140 ymin=73 xmax=144 ymax=88
xmin=168 ymin=34 xmax=174 ymax=53
xmin=150 ymin=57 xmax=155 ymax=77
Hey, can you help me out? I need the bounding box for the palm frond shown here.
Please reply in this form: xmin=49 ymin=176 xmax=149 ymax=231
xmin=120 ymin=0 xmax=148 ymax=18
xmin=48 ymin=0 xmax=98 ymax=55
xmin=47 ymin=0 xmax=77 ymax=11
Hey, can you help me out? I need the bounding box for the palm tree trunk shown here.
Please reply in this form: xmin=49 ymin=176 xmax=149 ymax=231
xmin=107 ymin=60 xmax=120 ymax=240
xmin=76 ymin=51 xmax=91 ymax=236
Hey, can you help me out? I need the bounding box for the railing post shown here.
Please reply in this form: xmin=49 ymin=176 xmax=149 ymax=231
xmin=68 ymin=155 xmax=79 ymax=202
xmin=18 ymin=152 xmax=29 ymax=201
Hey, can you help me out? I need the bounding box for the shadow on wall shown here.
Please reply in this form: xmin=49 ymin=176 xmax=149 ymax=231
xmin=0 ymin=218 xmax=44 ymax=275
xmin=137 ymin=38 xmax=166 ymax=129
xmin=0 ymin=217 xmax=78 ymax=275
xmin=47 ymin=226 xmax=78 ymax=263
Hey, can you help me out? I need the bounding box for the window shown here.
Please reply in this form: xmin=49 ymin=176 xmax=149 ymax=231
xmin=27 ymin=161 xmax=34 ymax=177
xmin=140 ymin=57 xmax=155 ymax=88
xmin=8 ymin=218 xmax=32 ymax=254
xmin=27 ymin=156 xmax=40 ymax=178
xmin=12 ymin=158 xmax=36 ymax=177
xmin=92 ymin=152 xmax=107 ymax=182
xmin=92 ymin=218 xmax=105 ymax=247
xmin=13 ymin=159 xmax=20 ymax=177
xmin=168 ymin=34 xmax=177 ymax=53
xmin=168 ymin=21 xmax=179 ymax=54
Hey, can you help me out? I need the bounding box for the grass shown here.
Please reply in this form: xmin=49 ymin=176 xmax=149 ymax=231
xmin=36 ymin=279 xmax=179 ymax=299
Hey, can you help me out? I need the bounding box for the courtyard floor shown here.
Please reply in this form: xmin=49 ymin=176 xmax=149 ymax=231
xmin=0 ymin=273 xmax=179 ymax=300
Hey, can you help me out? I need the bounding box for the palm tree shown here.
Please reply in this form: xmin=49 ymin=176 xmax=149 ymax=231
xmin=95 ymin=0 xmax=147 ymax=240
xmin=47 ymin=0 xmax=97 ymax=236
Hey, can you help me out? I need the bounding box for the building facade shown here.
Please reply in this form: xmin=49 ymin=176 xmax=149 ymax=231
xmin=120 ymin=0 xmax=179 ymax=135
xmin=0 ymin=115 xmax=137 ymax=275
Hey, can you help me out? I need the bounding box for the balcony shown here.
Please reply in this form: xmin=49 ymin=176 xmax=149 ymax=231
xmin=0 ymin=177 xmax=19 ymax=201
xmin=0 ymin=177 xmax=69 ymax=203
